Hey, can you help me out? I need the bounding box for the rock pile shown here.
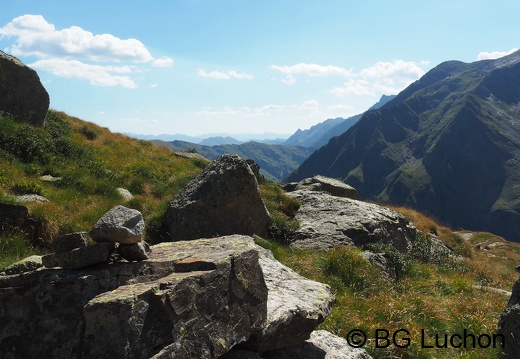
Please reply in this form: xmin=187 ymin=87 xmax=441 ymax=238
xmin=41 ymin=205 xmax=150 ymax=269
xmin=0 ymin=50 xmax=49 ymax=126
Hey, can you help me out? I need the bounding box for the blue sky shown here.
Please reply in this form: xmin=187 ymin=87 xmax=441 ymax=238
xmin=1 ymin=1 xmax=518 ymax=137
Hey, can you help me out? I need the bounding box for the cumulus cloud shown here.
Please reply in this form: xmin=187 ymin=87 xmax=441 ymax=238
xmin=271 ymin=59 xmax=426 ymax=97
xmin=196 ymin=104 xmax=286 ymax=119
xmin=152 ymin=57 xmax=175 ymax=67
xmin=477 ymin=48 xmax=518 ymax=60
xmin=0 ymin=14 xmax=153 ymax=62
xmin=0 ymin=14 xmax=175 ymax=87
xmin=31 ymin=58 xmax=138 ymax=88
xmin=197 ymin=69 xmax=254 ymax=80
xmin=330 ymin=60 xmax=425 ymax=97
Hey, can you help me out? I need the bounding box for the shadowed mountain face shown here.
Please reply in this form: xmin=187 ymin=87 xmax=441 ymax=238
xmin=287 ymin=51 xmax=520 ymax=241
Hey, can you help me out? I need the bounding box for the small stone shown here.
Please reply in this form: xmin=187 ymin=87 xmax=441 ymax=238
xmin=116 ymin=241 xmax=150 ymax=261
xmin=52 ymin=232 xmax=88 ymax=254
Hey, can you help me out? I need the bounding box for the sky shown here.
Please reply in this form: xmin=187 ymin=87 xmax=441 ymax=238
xmin=0 ymin=1 xmax=518 ymax=138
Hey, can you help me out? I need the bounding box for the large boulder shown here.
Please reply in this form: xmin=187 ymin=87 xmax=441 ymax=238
xmin=164 ymin=154 xmax=271 ymax=240
xmin=0 ymin=50 xmax=49 ymax=126
xmin=497 ymin=278 xmax=520 ymax=356
xmin=243 ymin=248 xmax=335 ymax=352
xmin=0 ymin=235 xmax=268 ymax=359
xmin=286 ymin=182 xmax=416 ymax=251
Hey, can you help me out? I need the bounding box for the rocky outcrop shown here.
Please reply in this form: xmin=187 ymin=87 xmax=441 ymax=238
xmin=0 ymin=50 xmax=49 ymax=126
xmin=497 ymin=278 xmax=520 ymax=356
xmin=242 ymin=248 xmax=335 ymax=352
xmin=0 ymin=236 xmax=268 ymax=359
xmin=286 ymin=177 xmax=416 ymax=251
xmin=0 ymin=235 xmax=352 ymax=358
xmin=164 ymin=154 xmax=271 ymax=240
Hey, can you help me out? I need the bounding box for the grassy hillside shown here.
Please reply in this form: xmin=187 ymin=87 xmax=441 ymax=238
xmin=0 ymin=110 xmax=207 ymax=266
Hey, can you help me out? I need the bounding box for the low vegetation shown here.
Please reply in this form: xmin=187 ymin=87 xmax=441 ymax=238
xmin=1 ymin=110 xmax=518 ymax=358
xmin=256 ymin=205 xmax=520 ymax=359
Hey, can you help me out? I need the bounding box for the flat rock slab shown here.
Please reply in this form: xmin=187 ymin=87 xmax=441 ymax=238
xmin=0 ymin=235 xmax=267 ymax=359
xmin=287 ymin=189 xmax=416 ymax=252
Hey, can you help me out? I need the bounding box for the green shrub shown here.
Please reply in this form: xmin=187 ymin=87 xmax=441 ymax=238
xmin=12 ymin=180 xmax=44 ymax=195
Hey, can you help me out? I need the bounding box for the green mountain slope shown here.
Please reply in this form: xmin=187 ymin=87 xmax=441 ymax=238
xmin=156 ymin=140 xmax=314 ymax=181
xmin=287 ymin=50 xmax=520 ymax=241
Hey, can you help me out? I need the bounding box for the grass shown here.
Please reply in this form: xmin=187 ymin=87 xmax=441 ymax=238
xmin=0 ymin=110 xmax=207 ymax=254
xmin=0 ymin=232 xmax=43 ymax=270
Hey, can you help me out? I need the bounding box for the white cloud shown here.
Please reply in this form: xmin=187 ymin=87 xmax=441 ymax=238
xmin=329 ymin=79 xmax=373 ymax=96
xmin=477 ymin=48 xmax=518 ymax=60
xmin=197 ymin=69 xmax=254 ymax=80
xmin=271 ymin=63 xmax=352 ymax=77
xmin=299 ymin=100 xmax=320 ymax=112
xmin=195 ymin=104 xmax=287 ymax=119
xmin=0 ymin=14 xmax=176 ymax=87
xmin=0 ymin=14 xmax=153 ymax=62
xmin=152 ymin=57 xmax=175 ymax=67
xmin=31 ymin=59 xmax=138 ymax=88
xmin=328 ymin=60 xmax=425 ymax=97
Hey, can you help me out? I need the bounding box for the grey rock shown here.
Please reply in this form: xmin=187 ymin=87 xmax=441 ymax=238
xmin=0 ymin=235 xmax=267 ymax=359
xmin=116 ymin=187 xmax=133 ymax=201
xmin=40 ymin=174 xmax=62 ymax=182
xmin=282 ymin=182 xmax=299 ymax=192
xmin=42 ymin=242 xmax=114 ymax=269
xmin=0 ymin=50 xmax=49 ymax=126
xmin=497 ymin=278 xmax=520 ymax=356
xmin=89 ymin=205 xmax=145 ymax=244
xmin=0 ymin=255 xmax=42 ymax=275
xmin=165 ymin=154 xmax=271 ymax=240
xmin=51 ymin=232 xmax=88 ymax=253
xmin=117 ymin=241 xmax=151 ymax=261
xmin=264 ymin=330 xmax=373 ymax=359
xmin=287 ymin=188 xmax=416 ymax=252
xmin=484 ymin=241 xmax=506 ymax=250
xmin=242 ymin=247 xmax=335 ymax=352
xmin=296 ymin=176 xmax=358 ymax=199
xmin=13 ymin=194 xmax=49 ymax=203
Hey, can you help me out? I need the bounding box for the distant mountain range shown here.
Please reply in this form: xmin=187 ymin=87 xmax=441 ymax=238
xmin=283 ymin=95 xmax=395 ymax=149
xmin=287 ymin=50 xmax=520 ymax=242
xmin=126 ymin=132 xmax=290 ymax=145
xmin=153 ymin=140 xmax=313 ymax=181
